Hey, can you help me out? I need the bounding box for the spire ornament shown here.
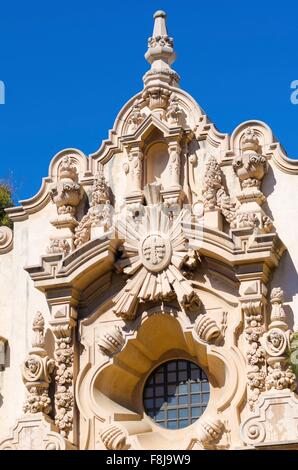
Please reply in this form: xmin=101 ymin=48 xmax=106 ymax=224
xmin=143 ymin=11 xmax=180 ymax=87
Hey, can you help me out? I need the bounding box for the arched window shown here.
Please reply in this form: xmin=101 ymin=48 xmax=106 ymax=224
xmin=143 ymin=360 xmax=210 ymax=430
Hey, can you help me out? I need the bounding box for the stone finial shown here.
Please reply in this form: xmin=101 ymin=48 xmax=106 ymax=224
xmin=145 ymin=11 xmax=175 ymax=65
xmin=143 ymin=11 xmax=179 ymax=87
xmin=32 ymin=312 xmax=45 ymax=348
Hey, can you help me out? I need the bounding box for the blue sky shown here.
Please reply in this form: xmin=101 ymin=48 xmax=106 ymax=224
xmin=0 ymin=0 xmax=298 ymax=202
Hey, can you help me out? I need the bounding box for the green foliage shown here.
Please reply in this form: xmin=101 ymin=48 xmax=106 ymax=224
xmin=289 ymin=332 xmax=298 ymax=378
xmin=0 ymin=183 xmax=13 ymax=227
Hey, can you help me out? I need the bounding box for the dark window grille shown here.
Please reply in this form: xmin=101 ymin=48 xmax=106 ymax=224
xmin=143 ymin=359 xmax=210 ymax=429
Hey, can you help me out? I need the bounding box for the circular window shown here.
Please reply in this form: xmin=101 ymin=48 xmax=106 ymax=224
xmin=143 ymin=359 xmax=210 ymax=430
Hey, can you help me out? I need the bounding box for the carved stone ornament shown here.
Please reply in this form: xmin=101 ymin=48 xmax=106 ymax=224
xmin=142 ymin=86 xmax=171 ymax=111
xmin=241 ymin=301 xmax=266 ymax=410
xmin=196 ymin=417 xmax=224 ymax=448
xmin=99 ymin=424 xmax=129 ymax=450
xmin=114 ymin=188 xmax=200 ymax=320
xmin=262 ymin=287 xmax=296 ymax=392
xmin=166 ymin=94 xmax=182 ymax=126
xmin=50 ymin=156 xmax=83 ymax=217
xmin=240 ymin=390 xmax=298 ymax=446
xmin=233 ymin=128 xmax=268 ymax=190
xmin=194 ymin=314 xmax=222 ymax=344
xmin=202 ymin=155 xmax=237 ymax=227
xmin=74 ymin=172 xmax=112 ymax=248
xmin=52 ymin=324 xmax=74 ymax=438
xmin=0 ymin=413 xmax=75 ymax=450
xmin=47 ymin=239 xmax=70 ymax=256
xmin=127 ymin=99 xmax=145 ymax=133
xmin=97 ymin=324 xmax=125 ymax=356
xmin=22 ymin=313 xmax=55 ymax=415
xmin=0 ymin=226 xmax=13 ymax=254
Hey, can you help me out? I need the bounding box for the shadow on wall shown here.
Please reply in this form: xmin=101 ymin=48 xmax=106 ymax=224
xmin=271 ymin=250 xmax=298 ymax=331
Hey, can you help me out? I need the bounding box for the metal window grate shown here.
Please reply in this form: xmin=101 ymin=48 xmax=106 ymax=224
xmin=143 ymin=359 xmax=210 ymax=429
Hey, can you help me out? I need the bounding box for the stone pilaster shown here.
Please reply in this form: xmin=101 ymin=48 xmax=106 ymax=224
xmin=48 ymin=289 xmax=79 ymax=444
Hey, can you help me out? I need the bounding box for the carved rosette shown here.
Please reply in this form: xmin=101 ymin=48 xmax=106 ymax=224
xmin=22 ymin=313 xmax=55 ymax=415
xmin=52 ymin=324 xmax=74 ymax=438
xmin=114 ymin=188 xmax=200 ymax=320
xmin=74 ymin=172 xmax=112 ymax=248
xmin=97 ymin=325 xmax=125 ymax=356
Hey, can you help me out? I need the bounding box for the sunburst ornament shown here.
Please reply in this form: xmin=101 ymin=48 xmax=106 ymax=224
xmin=113 ymin=185 xmax=201 ymax=320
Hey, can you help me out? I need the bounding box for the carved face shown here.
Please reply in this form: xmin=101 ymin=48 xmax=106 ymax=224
xmin=268 ymin=330 xmax=282 ymax=348
xmin=140 ymin=233 xmax=172 ymax=273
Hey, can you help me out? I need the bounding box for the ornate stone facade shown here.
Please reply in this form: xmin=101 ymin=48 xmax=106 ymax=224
xmin=0 ymin=10 xmax=298 ymax=450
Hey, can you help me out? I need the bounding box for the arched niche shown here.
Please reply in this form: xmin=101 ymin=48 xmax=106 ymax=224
xmin=77 ymin=309 xmax=237 ymax=450
xmin=144 ymin=129 xmax=169 ymax=188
